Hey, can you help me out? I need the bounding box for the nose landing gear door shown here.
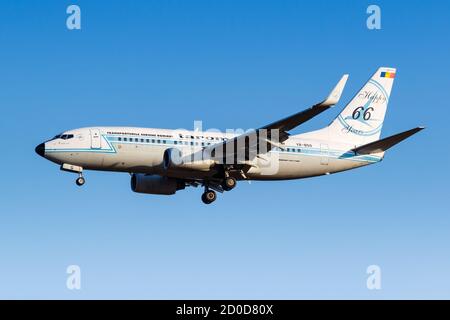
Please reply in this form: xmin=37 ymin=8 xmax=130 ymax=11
xmin=90 ymin=129 xmax=102 ymax=149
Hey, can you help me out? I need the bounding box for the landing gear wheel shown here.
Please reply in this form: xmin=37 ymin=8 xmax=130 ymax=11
xmin=201 ymin=190 xmax=217 ymax=204
xmin=222 ymin=176 xmax=237 ymax=191
xmin=76 ymin=176 xmax=85 ymax=186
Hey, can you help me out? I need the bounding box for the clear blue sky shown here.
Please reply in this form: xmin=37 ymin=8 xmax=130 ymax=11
xmin=0 ymin=0 xmax=449 ymax=299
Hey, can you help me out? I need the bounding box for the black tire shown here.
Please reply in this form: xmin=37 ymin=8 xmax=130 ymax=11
xmin=222 ymin=176 xmax=237 ymax=191
xmin=201 ymin=190 xmax=216 ymax=204
xmin=76 ymin=177 xmax=85 ymax=186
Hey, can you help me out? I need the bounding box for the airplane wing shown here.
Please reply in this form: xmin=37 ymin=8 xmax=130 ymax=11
xmin=203 ymin=74 xmax=349 ymax=164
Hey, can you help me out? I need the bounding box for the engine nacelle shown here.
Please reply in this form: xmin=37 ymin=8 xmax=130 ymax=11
xmin=163 ymin=148 xmax=215 ymax=171
xmin=131 ymin=174 xmax=185 ymax=195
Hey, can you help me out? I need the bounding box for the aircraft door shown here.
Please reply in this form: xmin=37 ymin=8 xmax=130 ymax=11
xmin=90 ymin=129 xmax=102 ymax=149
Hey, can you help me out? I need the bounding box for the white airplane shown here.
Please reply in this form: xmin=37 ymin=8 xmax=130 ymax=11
xmin=36 ymin=67 xmax=423 ymax=204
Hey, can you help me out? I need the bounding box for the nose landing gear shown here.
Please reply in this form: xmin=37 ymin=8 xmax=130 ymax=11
xmin=75 ymin=174 xmax=85 ymax=186
xmin=60 ymin=163 xmax=85 ymax=187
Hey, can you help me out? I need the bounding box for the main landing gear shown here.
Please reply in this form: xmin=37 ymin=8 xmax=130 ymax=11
xmin=201 ymin=174 xmax=238 ymax=204
xmin=221 ymin=176 xmax=236 ymax=191
xmin=201 ymin=188 xmax=217 ymax=204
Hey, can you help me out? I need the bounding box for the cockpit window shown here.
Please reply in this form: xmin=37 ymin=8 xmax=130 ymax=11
xmin=53 ymin=134 xmax=74 ymax=140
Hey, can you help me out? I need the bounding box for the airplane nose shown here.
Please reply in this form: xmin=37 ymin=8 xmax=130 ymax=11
xmin=35 ymin=143 xmax=45 ymax=157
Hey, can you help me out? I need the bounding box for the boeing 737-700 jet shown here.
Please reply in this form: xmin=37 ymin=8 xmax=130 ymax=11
xmin=35 ymin=67 xmax=423 ymax=204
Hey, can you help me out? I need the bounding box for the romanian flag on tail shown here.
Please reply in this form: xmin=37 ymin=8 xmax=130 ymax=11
xmin=381 ymin=71 xmax=396 ymax=78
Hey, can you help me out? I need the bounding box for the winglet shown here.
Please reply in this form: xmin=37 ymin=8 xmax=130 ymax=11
xmin=321 ymin=74 xmax=349 ymax=106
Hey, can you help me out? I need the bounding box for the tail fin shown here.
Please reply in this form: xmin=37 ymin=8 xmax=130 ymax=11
xmin=328 ymin=67 xmax=396 ymax=146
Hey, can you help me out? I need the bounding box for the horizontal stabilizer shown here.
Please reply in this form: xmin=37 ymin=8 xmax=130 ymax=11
xmin=352 ymin=127 xmax=425 ymax=155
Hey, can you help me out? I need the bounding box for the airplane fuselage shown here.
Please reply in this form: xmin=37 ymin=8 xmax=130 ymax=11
xmin=39 ymin=126 xmax=381 ymax=181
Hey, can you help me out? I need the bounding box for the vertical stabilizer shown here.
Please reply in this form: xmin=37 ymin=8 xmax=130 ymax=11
xmin=327 ymin=67 xmax=396 ymax=146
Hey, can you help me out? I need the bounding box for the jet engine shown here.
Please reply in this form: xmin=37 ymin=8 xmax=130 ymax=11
xmin=131 ymin=174 xmax=185 ymax=195
xmin=163 ymin=148 xmax=215 ymax=171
